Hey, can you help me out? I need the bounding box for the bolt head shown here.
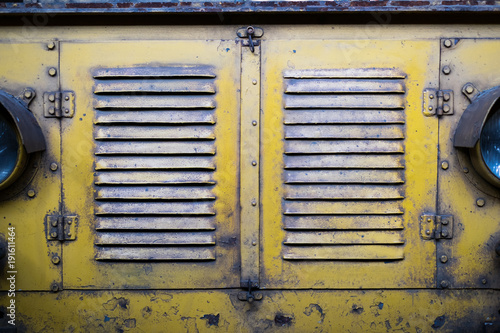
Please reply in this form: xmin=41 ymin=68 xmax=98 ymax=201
xmin=443 ymin=39 xmax=453 ymax=48
xmin=441 ymin=161 xmax=449 ymax=170
xmin=24 ymin=90 xmax=33 ymax=99
xmin=440 ymin=255 xmax=448 ymax=263
xmin=443 ymin=93 xmax=451 ymax=101
xmin=476 ymin=198 xmax=485 ymax=207
xmin=27 ymin=189 xmax=35 ymax=198
xmin=465 ymin=85 xmax=474 ymax=94
xmin=48 ymin=68 xmax=57 ymax=76
xmin=440 ymin=280 xmax=449 ymax=288
xmin=51 ymin=220 xmax=58 ymax=227
xmin=443 ymin=104 xmax=450 ymax=113
xmin=482 ymin=278 xmax=487 ymax=284
xmin=463 ymin=167 xmax=469 ymax=173
xmin=48 ymin=107 xmax=55 ymax=115
xmin=441 ymin=230 xmax=449 ymax=237
xmin=47 ymin=42 xmax=56 ymax=50
xmin=50 ymin=283 xmax=59 ymax=292
xmin=50 ymin=162 xmax=58 ymax=171
xmin=48 ymin=94 xmax=55 ymax=102
xmin=442 ymin=66 xmax=451 ymax=75
xmin=50 ymin=232 xmax=58 ymax=238
xmin=52 ymin=256 xmax=60 ymax=264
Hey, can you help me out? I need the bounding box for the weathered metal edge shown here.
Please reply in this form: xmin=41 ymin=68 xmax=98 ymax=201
xmin=0 ymin=1 xmax=500 ymax=14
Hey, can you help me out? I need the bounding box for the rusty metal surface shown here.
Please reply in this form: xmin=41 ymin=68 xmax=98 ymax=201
xmin=1 ymin=0 xmax=500 ymax=14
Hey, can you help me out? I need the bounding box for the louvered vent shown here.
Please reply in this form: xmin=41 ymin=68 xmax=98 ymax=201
xmin=92 ymin=66 xmax=217 ymax=261
xmin=282 ymin=68 xmax=406 ymax=261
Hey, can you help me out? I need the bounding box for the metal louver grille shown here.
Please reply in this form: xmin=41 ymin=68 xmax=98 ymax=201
xmin=282 ymin=68 xmax=407 ymax=261
xmin=93 ymin=66 xmax=217 ymax=261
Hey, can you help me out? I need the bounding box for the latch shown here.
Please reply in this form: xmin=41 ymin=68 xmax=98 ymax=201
xmin=238 ymin=280 xmax=263 ymax=303
xmin=46 ymin=215 xmax=78 ymax=241
xmin=236 ymin=26 xmax=264 ymax=53
xmin=423 ymin=89 xmax=454 ymax=117
xmin=43 ymin=91 xmax=75 ymax=118
xmin=420 ymin=214 xmax=453 ymax=240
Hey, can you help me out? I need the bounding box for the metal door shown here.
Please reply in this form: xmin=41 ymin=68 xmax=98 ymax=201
xmin=260 ymin=39 xmax=441 ymax=288
xmin=60 ymin=40 xmax=242 ymax=289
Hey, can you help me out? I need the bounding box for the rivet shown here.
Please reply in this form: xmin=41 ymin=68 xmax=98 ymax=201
xmin=67 ymin=220 xmax=72 ymax=225
xmin=251 ymin=200 xmax=257 ymax=206
xmin=48 ymin=67 xmax=57 ymax=76
xmin=252 ymin=120 xmax=257 ymax=126
xmin=50 ymin=283 xmax=59 ymax=292
xmin=441 ymin=161 xmax=449 ymax=170
xmin=442 ymin=66 xmax=451 ymax=75
xmin=252 ymin=241 xmax=257 ymax=246
xmin=65 ymin=95 xmax=70 ymax=101
xmin=51 ymin=220 xmax=58 ymax=227
xmin=48 ymin=94 xmax=55 ymax=102
xmin=443 ymin=104 xmax=451 ymax=113
xmin=50 ymin=232 xmax=58 ymax=238
xmin=50 ymin=162 xmax=58 ymax=171
xmin=64 ymin=108 xmax=70 ymax=114
xmin=427 ymin=218 xmax=432 ymax=222
xmin=443 ymin=93 xmax=451 ymax=101
xmin=47 ymin=42 xmax=56 ymax=50
xmin=440 ymin=280 xmax=449 ymax=288
xmin=67 ymin=232 xmax=71 ymax=237
xmin=443 ymin=39 xmax=453 ymax=48
xmin=465 ymin=85 xmax=474 ymax=94
xmin=442 ymin=218 xmax=448 ymax=225
xmin=429 ymin=94 xmax=434 ymax=99
xmin=48 ymin=107 xmax=55 ymax=115
xmin=27 ymin=189 xmax=36 ymax=198
xmin=252 ymin=79 xmax=257 ymax=85
xmin=476 ymin=198 xmax=485 ymax=207
xmin=425 ymin=230 xmax=431 ymax=235
xmin=252 ymin=161 xmax=257 ymax=166
xmin=463 ymin=167 xmax=469 ymax=173
xmin=52 ymin=256 xmax=60 ymax=265
xmin=441 ymin=230 xmax=449 ymax=238
xmin=482 ymin=278 xmax=487 ymax=285
xmin=428 ymin=106 xmax=433 ymax=111
xmin=440 ymin=255 xmax=448 ymax=263
xmin=24 ymin=90 xmax=33 ymax=99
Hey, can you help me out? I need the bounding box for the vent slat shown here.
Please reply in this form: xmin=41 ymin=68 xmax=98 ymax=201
xmin=283 ymin=68 xmax=406 ymax=79
xmin=284 ymin=184 xmax=403 ymax=200
xmin=96 ymin=232 xmax=215 ymax=245
xmin=95 ymin=202 xmax=215 ymax=216
xmin=96 ymin=217 xmax=216 ymax=231
xmin=285 ymin=155 xmax=404 ymax=169
xmin=95 ymin=141 xmax=216 ymax=155
xmin=284 ymin=230 xmax=404 ymax=245
xmin=285 ymin=140 xmax=404 ymax=154
xmin=94 ymin=79 xmax=216 ymax=94
xmin=285 ymin=95 xmax=404 ymax=109
xmin=95 ymin=96 xmax=216 ymax=110
xmin=95 ymin=156 xmax=215 ymax=170
xmin=283 ymin=215 xmax=404 ymax=230
xmin=95 ymin=125 xmax=215 ymax=140
xmin=284 ymin=170 xmax=404 ymax=184
xmin=285 ymin=79 xmax=405 ymax=94
xmin=283 ymin=245 xmax=404 ymax=260
xmin=95 ymin=171 xmax=215 ymax=185
xmin=94 ymin=66 xmax=216 ymax=79
xmin=284 ymin=110 xmax=404 ymax=124
xmin=96 ymin=186 xmax=215 ymax=200
xmin=95 ymin=111 xmax=215 ymax=124
xmin=96 ymin=247 xmax=215 ymax=261
xmin=285 ymin=125 xmax=404 ymax=140
xmin=284 ymin=201 xmax=403 ymax=215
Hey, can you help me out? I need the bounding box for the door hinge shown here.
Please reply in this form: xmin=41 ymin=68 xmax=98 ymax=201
xmin=237 ymin=26 xmax=264 ymax=53
xmin=46 ymin=215 xmax=78 ymax=241
xmin=420 ymin=214 xmax=453 ymax=240
xmin=423 ymin=89 xmax=454 ymax=117
xmin=43 ymin=91 xmax=75 ymax=118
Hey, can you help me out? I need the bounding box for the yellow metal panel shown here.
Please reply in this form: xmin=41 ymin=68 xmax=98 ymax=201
xmin=0 ymin=42 xmax=61 ymax=291
xmin=12 ymin=289 xmax=500 ymax=332
xmin=261 ymin=39 xmax=440 ymax=288
xmin=438 ymin=38 xmax=500 ymax=288
xmin=59 ymin=40 xmax=241 ymax=289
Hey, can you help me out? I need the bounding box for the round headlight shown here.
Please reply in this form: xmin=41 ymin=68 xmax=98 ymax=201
xmin=0 ymin=107 xmax=28 ymax=190
xmin=479 ymin=104 xmax=500 ymax=178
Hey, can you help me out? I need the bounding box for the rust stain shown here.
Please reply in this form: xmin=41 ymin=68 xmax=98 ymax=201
xmin=275 ymin=314 xmax=293 ymax=327
xmin=200 ymin=314 xmax=220 ymax=327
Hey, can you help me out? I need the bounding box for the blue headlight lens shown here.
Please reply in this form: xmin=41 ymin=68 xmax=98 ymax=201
xmin=0 ymin=111 xmax=19 ymax=184
xmin=480 ymin=104 xmax=500 ymax=179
